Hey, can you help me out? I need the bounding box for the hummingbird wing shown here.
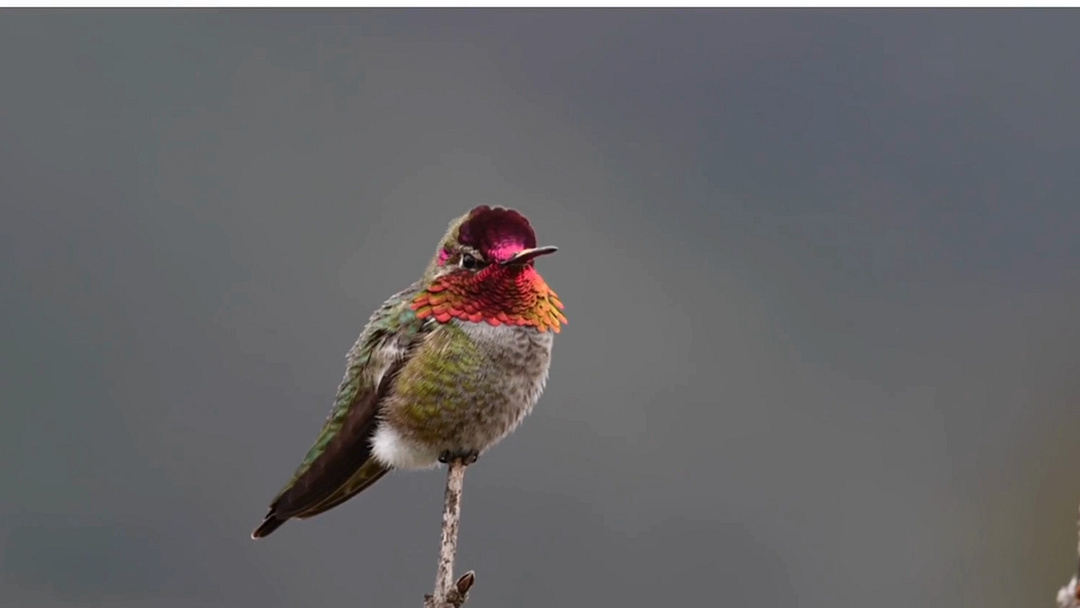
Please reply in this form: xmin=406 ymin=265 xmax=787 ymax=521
xmin=251 ymin=285 xmax=429 ymax=539
xmin=292 ymin=458 xmax=390 ymax=520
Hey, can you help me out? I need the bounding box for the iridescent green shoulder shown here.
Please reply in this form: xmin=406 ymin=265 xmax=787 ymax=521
xmin=325 ymin=284 xmax=430 ymax=431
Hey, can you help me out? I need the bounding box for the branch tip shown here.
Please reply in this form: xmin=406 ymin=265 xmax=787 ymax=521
xmin=456 ymin=571 xmax=476 ymax=595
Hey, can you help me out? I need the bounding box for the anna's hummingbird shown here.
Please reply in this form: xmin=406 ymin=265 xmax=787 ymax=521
xmin=251 ymin=205 xmax=565 ymax=539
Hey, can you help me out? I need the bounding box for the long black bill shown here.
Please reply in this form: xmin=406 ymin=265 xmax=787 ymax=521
xmin=501 ymin=246 xmax=558 ymax=266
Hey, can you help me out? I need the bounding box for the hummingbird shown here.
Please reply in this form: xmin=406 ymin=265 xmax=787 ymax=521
xmin=251 ymin=205 xmax=565 ymax=539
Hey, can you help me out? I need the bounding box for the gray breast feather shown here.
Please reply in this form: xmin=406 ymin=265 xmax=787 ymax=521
xmin=449 ymin=322 xmax=554 ymax=446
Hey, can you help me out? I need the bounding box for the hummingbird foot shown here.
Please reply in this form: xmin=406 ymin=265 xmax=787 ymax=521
xmin=438 ymin=450 xmax=479 ymax=465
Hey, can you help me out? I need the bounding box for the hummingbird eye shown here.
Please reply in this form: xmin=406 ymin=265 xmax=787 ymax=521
xmin=460 ymin=253 xmax=484 ymax=270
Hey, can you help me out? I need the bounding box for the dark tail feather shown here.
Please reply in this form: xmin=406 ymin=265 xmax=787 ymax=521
xmin=251 ymin=511 xmax=287 ymax=539
xmin=250 ymin=460 xmax=390 ymax=539
xmin=297 ymin=460 xmax=390 ymax=520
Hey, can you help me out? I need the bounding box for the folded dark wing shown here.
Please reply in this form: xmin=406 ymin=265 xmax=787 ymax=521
xmin=252 ymin=290 xmax=426 ymax=538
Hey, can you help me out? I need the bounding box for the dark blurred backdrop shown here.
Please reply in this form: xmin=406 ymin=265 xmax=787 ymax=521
xmin=2 ymin=10 xmax=1078 ymax=608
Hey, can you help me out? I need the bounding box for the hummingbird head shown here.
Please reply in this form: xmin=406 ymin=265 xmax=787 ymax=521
xmin=412 ymin=206 xmax=566 ymax=332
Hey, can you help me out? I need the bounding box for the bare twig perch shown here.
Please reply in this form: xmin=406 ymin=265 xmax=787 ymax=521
xmin=424 ymin=459 xmax=476 ymax=608
xmin=1057 ymin=503 xmax=1080 ymax=608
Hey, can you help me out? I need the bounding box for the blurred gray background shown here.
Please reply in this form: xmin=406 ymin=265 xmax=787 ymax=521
xmin=2 ymin=10 xmax=1078 ymax=608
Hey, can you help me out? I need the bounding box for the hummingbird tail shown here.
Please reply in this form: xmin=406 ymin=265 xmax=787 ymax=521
xmin=295 ymin=459 xmax=391 ymax=520
xmin=251 ymin=513 xmax=287 ymax=539
xmin=249 ymin=459 xmax=391 ymax=539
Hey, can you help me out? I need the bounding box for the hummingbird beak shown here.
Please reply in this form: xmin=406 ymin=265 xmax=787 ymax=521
xmin=501 ymin=246 xmax=558 ymax=266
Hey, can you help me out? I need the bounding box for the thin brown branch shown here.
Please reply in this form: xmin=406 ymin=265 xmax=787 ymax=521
xmin=424 ymin=459 xmax=475 ymax=608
